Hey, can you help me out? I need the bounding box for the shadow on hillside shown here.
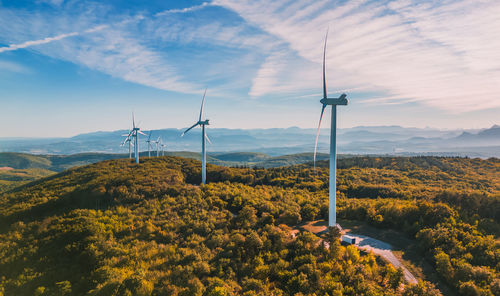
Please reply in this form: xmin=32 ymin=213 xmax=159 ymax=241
xmin=5 ymin=189 xmax=120 ymax=225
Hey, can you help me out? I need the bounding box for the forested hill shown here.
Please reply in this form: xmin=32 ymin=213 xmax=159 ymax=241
xmin=0 ymin=151 xmax=331 ymax=192
xmin=0 ymin=156 xmax=498 ymax=295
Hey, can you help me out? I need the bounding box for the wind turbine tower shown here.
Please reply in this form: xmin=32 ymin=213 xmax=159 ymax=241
xmin=121 ymin=130 xmax=133 ymax=159
xmin=154 ymin=136 xmax=161 ymax=157
xmin=182 ymin=89 xmax=210 ymax=184
xmin=314 ymin=31 xmax=348 ymax=228
xmin=161 ymin=143 xmax=166 ymax=156
xmin=146 ymin=132 xmax=153 ymax=157
xmin=124 ymin=113 xmax=146 ymax=164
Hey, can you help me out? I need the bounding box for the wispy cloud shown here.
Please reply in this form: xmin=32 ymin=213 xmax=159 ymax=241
xmin=1 ymin=0 xmax=498 ymax=114
xmin=0 ymin=25 xmax=107 ymax=53
xmin=216 ymin=0 xmax=500 ymax=112
xmin=0 ymin=6 xmax=204 ymax=94
xmin=155 ymin=2 xmax=213 ymax=16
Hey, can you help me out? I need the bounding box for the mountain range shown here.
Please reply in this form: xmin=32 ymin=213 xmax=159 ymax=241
xmin=1 ymin=125 xmax=498 ymax=157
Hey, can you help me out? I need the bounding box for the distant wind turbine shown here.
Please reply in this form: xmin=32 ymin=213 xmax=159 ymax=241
xmin=161 ymin=143 xmax=166 ymax=156
xmin=182 ymin=89 xmax=211 ymax=184
xmin=146 ymin=132 xmax=153 ymax=157
xmin=313 ymin=30 xmax=348 ymax=228
xmin=124 ymin=113 xmax=146 ymax=164
xmin=154 ymin=136 xmax=162 ymax=157
xmin=121 ymin=129 xmax=133 ymax=159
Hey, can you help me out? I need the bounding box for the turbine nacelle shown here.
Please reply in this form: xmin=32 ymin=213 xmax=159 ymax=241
xmin=199 ymin=119 xmax=209 ymax=125
xmin=320 ymin=94 xmax=348 ymax=106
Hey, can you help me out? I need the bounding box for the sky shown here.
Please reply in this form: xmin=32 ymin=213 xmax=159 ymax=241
xmin=0 ymin=0 xmax=499 ymax=137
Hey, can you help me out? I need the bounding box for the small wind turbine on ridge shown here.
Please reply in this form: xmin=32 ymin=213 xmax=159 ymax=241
xmin=313 ymin=29 xmax=348 ymax=229
xmin=182 ymin=88 xmax=211 ymax=184
xmin=124 ymin=113 xmax=146 ymax=163
xmin=146 ymin=131 xmax=153 ymax=157
xmin=161 ymin=143 xmax=166 ymax=156
xmin=154 ymin=136 xmax=162 ymax=157
xmin=121 ymin=129 xmax=133 ymax=159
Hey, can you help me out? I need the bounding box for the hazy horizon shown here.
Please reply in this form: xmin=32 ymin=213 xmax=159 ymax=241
xmin=0 ymin=124 xmax=498 ymax=139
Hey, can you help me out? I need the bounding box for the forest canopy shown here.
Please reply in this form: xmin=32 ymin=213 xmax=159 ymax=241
xmin=0 ymin=156 xmax=498 ymax=296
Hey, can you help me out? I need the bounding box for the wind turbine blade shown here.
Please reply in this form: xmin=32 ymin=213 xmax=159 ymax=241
xmin=122 ymin=134 xmax=131 ymax=145
xmin=205 ymin=133 xmax=212 ymax=144
xmin=148 ymin=132 xmax=152 ymax=141
xmin=122 ymin=129 xmax=132 ymax=137
xmin=314 ymin=104 xmax=327 ymax=171
xmin=181 ymin=122 xmax=199 ymax=136
xmin=199 ymin=88 xmax=207 ymax=121
xmin=132 ymin=112 xmax=136 ymax=129
xmin=323 ymin=28 xmax=329 ymax=99
xmin=139 ymin=131 xmax=147 ymax=136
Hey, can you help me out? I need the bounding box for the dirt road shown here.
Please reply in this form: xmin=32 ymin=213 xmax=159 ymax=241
xmin=347 ymin=233 xmax=418 ymax=284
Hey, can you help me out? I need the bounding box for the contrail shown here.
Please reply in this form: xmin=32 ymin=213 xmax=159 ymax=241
xmin=0 ymin=25 xmax=107 ymax=54
xmin=155 ymin=2 xmax=212 ymax=16
xmin=0 ymin=1 xmax=208 ymax=54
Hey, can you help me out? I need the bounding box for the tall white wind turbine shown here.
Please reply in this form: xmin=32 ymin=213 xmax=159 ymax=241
xmin=128 ymin=113 xmax=146 ymax=164
xmin=181 ymin=89 xmax=210 ymax=184
xmin=313 ymin=30 xmax=348 ymax=228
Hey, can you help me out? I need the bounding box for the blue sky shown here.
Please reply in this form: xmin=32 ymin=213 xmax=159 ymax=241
xmin=0 ymin=0 xmax=499 ymax=137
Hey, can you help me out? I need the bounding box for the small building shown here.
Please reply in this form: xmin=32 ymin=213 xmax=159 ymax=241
xmin=341 ymin=235 xmax=356 ymax=245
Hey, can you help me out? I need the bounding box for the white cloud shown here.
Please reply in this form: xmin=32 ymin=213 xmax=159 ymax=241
xmin=155 ymin=2 xmax=213 ymax=16
xmin=0 ymin=8 xmax=203 ymax=94
xmin=0 ymin=24 xmax=109 ymax=53
xmin=216 ymin=0 xmax=500 ymax=112
xmin=1 ymin=0 xmax=498 ymax=113
xmin=0 ymin=31 xmax=79 ymax=53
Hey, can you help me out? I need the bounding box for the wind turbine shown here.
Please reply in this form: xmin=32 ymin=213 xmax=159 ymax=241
xmin=121 ymin=130 xmax=133 ymax=159
xmin=181 ymin=89 xmax=210 ymax=184
xmin=126 ymin=113 xmax=146 ymax=164
xmin=154 ymin=136 xmax=162 ymax=157
xmin=160 ymin=143 xmax=166 ymax=156
xmin=313 ymin=30 xmax=348 ymax=228
xmin=146 ymin=132 xmax=153 ymax=157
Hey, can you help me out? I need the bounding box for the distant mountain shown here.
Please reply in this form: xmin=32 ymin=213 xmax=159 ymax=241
xmin=447 ymin=125 xmax=500 ymax=147
xmin=1 ymin=125 xmax=498 ymax=157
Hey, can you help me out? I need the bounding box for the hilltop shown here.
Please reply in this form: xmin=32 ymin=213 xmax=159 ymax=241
xmin=0 ymin=152 xmax=332 ymax=191
xmin=0 ymin=156 xmax=498 ymax=295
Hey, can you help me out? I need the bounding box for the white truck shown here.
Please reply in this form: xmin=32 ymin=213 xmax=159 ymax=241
xmin=341 ymin=235 xmax=356 ymax=245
